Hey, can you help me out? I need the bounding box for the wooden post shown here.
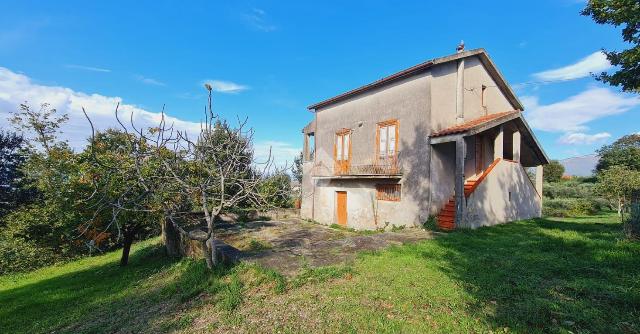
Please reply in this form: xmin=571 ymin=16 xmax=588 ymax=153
xmin=455 ymin=137 xmax=466 ymax=227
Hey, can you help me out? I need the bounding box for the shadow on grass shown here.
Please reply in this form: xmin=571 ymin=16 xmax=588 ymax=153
xmin=0 ymin=240 xmax=240 ymax=334
xmin=407 ymin=216 xmax=640 ymax=333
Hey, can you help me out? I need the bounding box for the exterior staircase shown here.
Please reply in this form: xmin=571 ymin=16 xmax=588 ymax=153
xmin=436 ymin=178 xmax=479 ymax=231
xmin=436 ymin=198 xmax=456 ymax=230
xmin=436 ymin=158 xmax=501 ymax=231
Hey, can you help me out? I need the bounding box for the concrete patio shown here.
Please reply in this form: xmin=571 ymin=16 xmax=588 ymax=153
xmin=215 ymin=219 xmax=434 ymax=276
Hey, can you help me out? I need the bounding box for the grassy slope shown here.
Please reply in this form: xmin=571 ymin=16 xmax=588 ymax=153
xmin=1 ymin=214 xmax=639 ymax=333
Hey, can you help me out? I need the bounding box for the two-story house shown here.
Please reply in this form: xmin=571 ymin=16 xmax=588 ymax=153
xmin=300 ymin=47 xmax=548 ymax=230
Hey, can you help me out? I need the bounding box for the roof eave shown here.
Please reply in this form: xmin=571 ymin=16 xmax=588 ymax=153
xmin=307 ymin=48 xmax=523 ymax=112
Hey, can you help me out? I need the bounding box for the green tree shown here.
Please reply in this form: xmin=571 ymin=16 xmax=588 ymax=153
xmin=582 ymin=0 xmax=640 ymax=92
xmin=10 ymin=103 xmax=69 ymax=153
xmin=595 ymin=165 xmax=640 ymax=219
xmin=79 ymin=129 xmax=161 ymax=265
xmin=544 ymin=160 xmax=565 ymax=183
xmin=259 ymin=172 xmax=292 ymax=208
xmin=292 ymin=151 xmax=303 ymax=183
xmin=596 ymin=134 xmax=640 ymax=172
xmin=0 ymin=131 xmax=32 ymax=219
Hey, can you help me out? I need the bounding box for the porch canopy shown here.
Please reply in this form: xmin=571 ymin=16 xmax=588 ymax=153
xmin=430 ymin=111 xmax=549 ymax=167
xmin=430 ymin=111 xmax=548 ymax=227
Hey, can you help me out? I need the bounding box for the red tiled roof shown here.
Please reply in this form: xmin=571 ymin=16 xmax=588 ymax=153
xmin=431 ymin=111 xmax=520 ymax=137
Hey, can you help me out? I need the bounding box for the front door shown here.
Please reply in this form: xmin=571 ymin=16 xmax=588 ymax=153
xmin=336 ymin=191 xmax=347 ymax=226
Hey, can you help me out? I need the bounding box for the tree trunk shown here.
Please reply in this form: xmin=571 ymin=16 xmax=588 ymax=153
xmin=162 ymin=218 xmax=182 ymax=257
xmin=201 ymin=239 xmax=213 ymax=269
xmin=209 ymin=237 xmax=219 ymax=267
xmin=120 ymin=231 xmax=135 ymax=266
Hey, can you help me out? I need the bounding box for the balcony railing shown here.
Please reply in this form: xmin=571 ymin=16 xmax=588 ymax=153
xmin=333 ymin=152 xmax=402 ymax=176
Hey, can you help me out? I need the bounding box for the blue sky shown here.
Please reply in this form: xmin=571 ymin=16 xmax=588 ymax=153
xmin=0 ymin=0 xmax=638 ymax=163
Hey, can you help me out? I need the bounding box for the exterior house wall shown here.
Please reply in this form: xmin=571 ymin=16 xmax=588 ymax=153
xmin=461 ymin=159 xmax=542 ymax=228
xmin=303 ymin=72 xmax=432 ymax=229
xmin=300 ymin=162 xmax=315 ymax=219
xmin=462 ymin=56 xmax=515 ymax=118
xmin=311 ymin=179 xmax=415 ymax=230
xmin=301 ymin=51 xmax=543 ymax=231
xmin=430 ymin=62 xmax=458 ymax=133
xmin=429 ymin=142 xmax=455 ymax=214
xmin=430 ymin=56 xmax=516 ymax=134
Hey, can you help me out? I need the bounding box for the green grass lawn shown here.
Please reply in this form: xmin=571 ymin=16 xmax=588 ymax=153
xmin=1 ymin=214 xmax=639 ymax=333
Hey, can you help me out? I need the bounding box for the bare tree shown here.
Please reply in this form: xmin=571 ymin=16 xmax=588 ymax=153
xmin=83 ymin=85 xmax=286 ymax=268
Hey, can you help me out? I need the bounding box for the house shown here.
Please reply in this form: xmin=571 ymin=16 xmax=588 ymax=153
xmin=300 ymin=46 xmax=549 ymax=230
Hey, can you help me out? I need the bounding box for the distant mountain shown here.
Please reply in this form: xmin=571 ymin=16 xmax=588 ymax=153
xmin=559 ymin=154 xmax=599 ymax=177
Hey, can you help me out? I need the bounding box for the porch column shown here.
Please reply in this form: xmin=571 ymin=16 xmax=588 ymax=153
xmin=302 ymin=133 xmax=309 ymax=161
xmin=455 ymin=137 xmax=466 ymax=227
xmin=513 ymin=130 xmax=521 ymax=162
xmin=494 ymin=125 xmax=504 ymax=160
xmin=536 ymin=165 xmax=544 ymax=215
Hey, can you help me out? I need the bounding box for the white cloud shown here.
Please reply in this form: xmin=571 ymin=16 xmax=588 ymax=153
xmin=66 ymin=64 xmax=111 ymax=73
xmin=0 ymin=66 xmax=201 ymax=151
xmin=533 ymin=51 xmax=611 ymax=81
xmin=0 ymin=66 xmax=295 ymax=167
xmin=253 ymin=140 xmax=300 ymax=168
xmin=243 ymin=8 xmax=277 ymax=32
xmin=558 ymin=132 xmax=611 ymax=145
xmin=134 ymin=74 xmax=165 ymax=86
xmin=202 ymin=80 xmax=249 ymax=94
xmin=523 ymin=86 xmax=640 ymax=133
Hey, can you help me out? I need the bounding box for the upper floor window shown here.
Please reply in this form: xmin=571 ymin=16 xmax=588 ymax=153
xmin=377 ymin=119 xmax=398 ymax=159
xmin=335 ymin=129 xmax=351 ymax=162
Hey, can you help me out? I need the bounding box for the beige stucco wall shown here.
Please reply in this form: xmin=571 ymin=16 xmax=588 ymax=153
xmin=430 ymin=142 xmax=455 ymax=214
xmin=310 ymin=179 xmax=415 ymax=230
xmin=300 ymin=162 xmax=315 ymax=219
xmin=461 ymin=160 xmax=542 ymax=228
xmin=463 ymin=56 xmax=515 ymax=118
xmin=301 ymin=71 xmax=432 ymax=228
xmin=430 ymin=55 xmax=516 ymax=133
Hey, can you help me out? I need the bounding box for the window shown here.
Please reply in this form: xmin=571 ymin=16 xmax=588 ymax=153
xmin=377 ymin=120 xmax=398 ymax=159
xmin=335 ymin=130 xmax=351 ymax=162
xmin=376 ymin=184 xmax=401 ymax=201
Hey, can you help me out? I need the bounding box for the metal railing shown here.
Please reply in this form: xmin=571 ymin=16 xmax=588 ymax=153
xmin=333 ymin=151 xmax=402 ymax=176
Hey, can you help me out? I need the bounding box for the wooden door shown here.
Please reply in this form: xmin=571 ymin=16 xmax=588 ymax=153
xmin=336 ymin=191 xmax=347 ymax=226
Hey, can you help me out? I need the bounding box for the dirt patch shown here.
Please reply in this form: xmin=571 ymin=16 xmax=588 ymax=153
xmin=215 ymin=219 xmax=433 ymax=276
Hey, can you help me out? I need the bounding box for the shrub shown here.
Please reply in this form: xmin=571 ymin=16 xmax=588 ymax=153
xmin=542 ymin=179 xmax=611 ymax=217
xmin=0 ymin=236 xmax=59 ymax=275
xmin=542 ymin=198 xmax=605 ymax=217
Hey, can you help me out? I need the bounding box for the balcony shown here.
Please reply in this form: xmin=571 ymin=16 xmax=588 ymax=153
xmin=331 ymin=152 xmax=402 ymax=178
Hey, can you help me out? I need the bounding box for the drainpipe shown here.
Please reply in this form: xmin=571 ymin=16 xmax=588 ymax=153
xmin=312 ymin=111 xmax=318 ymax=221
xmin=456 ymin=41 xmax=465 ymax=125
